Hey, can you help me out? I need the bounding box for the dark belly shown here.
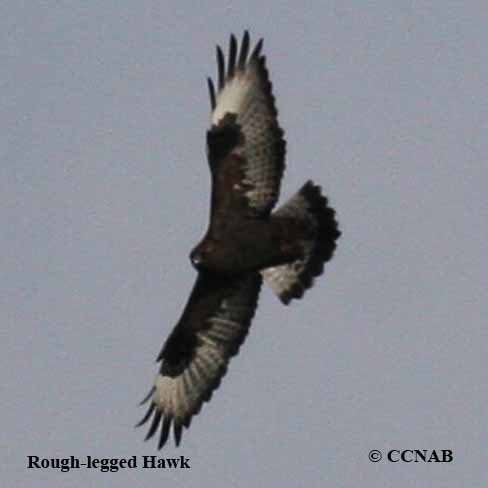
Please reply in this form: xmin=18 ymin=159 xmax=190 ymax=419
xmin=196 ymin=218 xmax=304 ymax=274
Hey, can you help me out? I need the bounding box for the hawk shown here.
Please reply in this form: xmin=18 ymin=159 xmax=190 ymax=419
xmin=137 ymin=32 xmax=341 ymax=449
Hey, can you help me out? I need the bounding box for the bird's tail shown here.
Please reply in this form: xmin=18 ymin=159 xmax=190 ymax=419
xmin=261 ymin=181 xmax=340 ymax=304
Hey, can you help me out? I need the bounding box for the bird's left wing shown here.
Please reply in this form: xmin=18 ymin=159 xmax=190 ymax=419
xmin=206 ymin=31 xmax=286 ymax=224
xmin=138 ymin=271 xmax=262 ymax=449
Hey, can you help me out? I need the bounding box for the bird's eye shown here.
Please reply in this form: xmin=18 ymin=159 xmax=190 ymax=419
xmin=190 ymin=251 xmax=202 ymax=267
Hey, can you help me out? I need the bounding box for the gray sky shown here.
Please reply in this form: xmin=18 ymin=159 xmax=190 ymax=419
xmin=2 ymin=1 xmax=487 ymax=486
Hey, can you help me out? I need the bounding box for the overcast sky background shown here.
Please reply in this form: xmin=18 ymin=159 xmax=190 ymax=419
xmin=2 ymin=1 xmax=487 ymax=486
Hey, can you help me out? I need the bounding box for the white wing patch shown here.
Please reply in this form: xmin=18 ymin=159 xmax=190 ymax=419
xmin=212 ymin=69 xmax=256 ymax=126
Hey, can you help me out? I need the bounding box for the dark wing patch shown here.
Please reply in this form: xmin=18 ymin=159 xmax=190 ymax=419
xmin=207 ymin=31 xmax=286 ymax=219
xmin=138 ymin=272 xmax=262 ymax=449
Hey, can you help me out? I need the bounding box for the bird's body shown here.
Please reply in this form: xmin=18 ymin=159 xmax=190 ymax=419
xmin=138 ymin=32 xmax=341 ymax=449
xmin=192 ymin=216 xmax=306 ymax=274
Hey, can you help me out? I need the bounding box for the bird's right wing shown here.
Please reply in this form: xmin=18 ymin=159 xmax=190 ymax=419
xmin=138 ymin=271 xmax=262 ymax=449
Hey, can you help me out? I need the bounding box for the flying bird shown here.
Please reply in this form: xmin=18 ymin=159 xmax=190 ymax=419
xmin=138 ymin=31 xmax=341 ymax=449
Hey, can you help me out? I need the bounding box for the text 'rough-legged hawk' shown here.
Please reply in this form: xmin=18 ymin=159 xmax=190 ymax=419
xmin=137 ymin=32 xmax=341 ymax=449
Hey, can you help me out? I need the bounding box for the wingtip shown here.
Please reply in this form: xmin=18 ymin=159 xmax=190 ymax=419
xmin=157 ymin=416 xmax=172 ymax=450
xmin=144 ymin=410 xmax=162 ymax=441
xmin=135 ymin=402 xmax=155 ymax=428
xmin=207 ymin=77 xmax=216 ymax=109
xmin=139 ymin=386 xmax=155 ymax=406
xmin=174 ymin=424 xmax=183 ymax=447
xmin=228 ymin=34 xmax=238 ymax=78
xmin=238 ymin=30 xmax=251 ymax=70
xmin=216 ymin=45 xmax=225 ymax=89
xmin=251 ymin=38 xmax=264 ymax=59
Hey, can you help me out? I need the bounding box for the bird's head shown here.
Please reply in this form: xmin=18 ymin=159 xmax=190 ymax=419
xmin=189 ymin=240 xmax=216 ymax=270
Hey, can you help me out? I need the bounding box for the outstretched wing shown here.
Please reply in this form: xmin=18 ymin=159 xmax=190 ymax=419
xmin=206 ymin=31 xmax=286 ymax=224
xmin=138 ymin=271 xmax=262 ymax=449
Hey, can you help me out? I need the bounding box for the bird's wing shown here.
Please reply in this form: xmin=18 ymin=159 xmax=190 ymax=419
xmin=206 ymin=31 xmax=286 ymax=225
xmin=138 ymin=271 xmax=262 ymax=449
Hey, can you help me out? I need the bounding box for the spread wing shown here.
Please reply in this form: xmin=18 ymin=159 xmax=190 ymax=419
xmin=206 ymin=31 xmax=286 ymax=224
xmin=138 ymin=271 xmax=262 ymax=449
